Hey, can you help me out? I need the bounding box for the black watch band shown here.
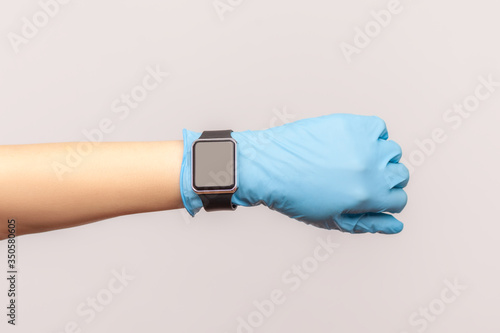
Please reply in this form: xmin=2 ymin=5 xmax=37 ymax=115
xmin=198 ymin=130 xmax=237 ymax=212
xmin=199 ymin=193 xmax=236 ymax=212
xmin=199 ymin=130 xmax=233 ymax=139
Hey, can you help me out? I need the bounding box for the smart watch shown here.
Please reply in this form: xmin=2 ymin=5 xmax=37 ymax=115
xmin=191 ymin=130 xmax=237 ymax=212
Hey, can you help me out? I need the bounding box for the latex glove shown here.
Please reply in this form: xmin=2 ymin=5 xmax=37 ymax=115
xmin=180 ymin=113 xmax=409 ymax=234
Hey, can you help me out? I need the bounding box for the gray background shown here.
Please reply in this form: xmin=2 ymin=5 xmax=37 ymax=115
xmin=1 ymin=0 xmax=499 ymax=332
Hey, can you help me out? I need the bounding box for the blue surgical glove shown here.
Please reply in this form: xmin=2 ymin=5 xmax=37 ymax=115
xmin=180 ymin=113 xmax=409 ymax=234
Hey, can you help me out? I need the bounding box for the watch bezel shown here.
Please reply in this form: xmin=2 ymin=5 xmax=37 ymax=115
xmin=191 ymin=137 xmax=238 ymax=194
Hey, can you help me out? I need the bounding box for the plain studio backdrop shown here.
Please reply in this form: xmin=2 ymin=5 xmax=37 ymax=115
xmin=1 ymin=0 xmax=499 ymax=332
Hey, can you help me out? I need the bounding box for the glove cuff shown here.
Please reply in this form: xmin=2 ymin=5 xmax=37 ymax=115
xmin=180 ymin=129 xmax=267 ymax=216
xmin=179 ymin=129 xmax=203 ymax=216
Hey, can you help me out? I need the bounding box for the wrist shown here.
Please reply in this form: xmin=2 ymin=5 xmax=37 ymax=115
xmin=230 ymin=130 xmax=272 ymax=208
xmin=180 ymin=129 xmax=270 ymax=216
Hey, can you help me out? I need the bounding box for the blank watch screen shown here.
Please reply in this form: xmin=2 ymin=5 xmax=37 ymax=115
xmin=193 ymin=140 xmax=235 ymax=190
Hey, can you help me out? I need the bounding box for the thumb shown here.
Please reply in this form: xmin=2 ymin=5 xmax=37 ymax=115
xmin=340 ymin=213 xmax=404 ymax=234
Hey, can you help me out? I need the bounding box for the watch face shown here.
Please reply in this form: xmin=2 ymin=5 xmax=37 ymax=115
xmin=192 ymin=139 xmax=236 ymax=192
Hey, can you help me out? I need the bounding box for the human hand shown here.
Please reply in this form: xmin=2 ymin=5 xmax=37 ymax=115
xmin=180 ymin=114 xmax=409 ymax=234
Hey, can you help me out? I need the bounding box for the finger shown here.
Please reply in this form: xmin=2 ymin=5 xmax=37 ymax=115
xmin=371 ymin=116 xmax=389 ymax=140
xmin=385 ymin=162 xmax=410 ymax=188
xmin=383 ymin=188 xmax=408 ymax=213
xmin=379 ymin=140 xmax=402 ymax=163
xmin=351 ymin=213 xmax=404 ymax=234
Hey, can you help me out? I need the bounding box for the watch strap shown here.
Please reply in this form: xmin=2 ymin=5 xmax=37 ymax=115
xmin=199 ymin=193 xmax=237 ymax=212
xmin=199 ymin=130 xmax=233 ymax=139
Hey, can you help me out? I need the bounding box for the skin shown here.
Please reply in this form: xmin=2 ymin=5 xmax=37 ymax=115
xmin=0 ymin=141 xmax=184 ymax=239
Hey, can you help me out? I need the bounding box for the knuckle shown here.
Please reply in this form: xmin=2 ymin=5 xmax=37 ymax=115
xmin=372 ymin=115 xmax=387 ymax=128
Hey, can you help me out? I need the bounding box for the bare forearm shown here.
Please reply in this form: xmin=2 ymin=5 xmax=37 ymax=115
xmin=0 ymin=141 xmax=184 ymax=238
